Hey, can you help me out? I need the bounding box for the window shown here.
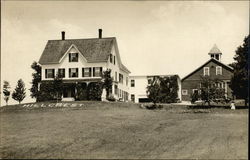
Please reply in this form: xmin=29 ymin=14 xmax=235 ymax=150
xmin=211 ymin=54 xmax=214 ymax=58
xmin=203 ymin=67 xmax=210 ymax=76
xmin=216 ymin=66 xmax=222 ymax=75
xmin=119 ymin=73 xmax=123 ymax=83
xmin=215 ymin=54 xmax=219 ymax=60
xmin=93 ymin=67 xmax=102 ymax=77
xmin=110 ymin=54 xmax=112 ymax=63
xmin=69 ymin=53 xmax=78 ymax=62
xmin=115 ymin=72 xmax=117 ymax=81
xmin=69 ymin=68 xmax=78 ymax=78
xmin=182 ymin=90 xmax=188 ymax=95
xmin=192 ymin=89 xmax=198 ymax=94
xmin=126 ymin=77 xmax=128 ymax=86
xmin=131 ymin=94 xmax=135 ymax=102
xmin=114 ymin=55 xmax=116 ymax=65
xmin=131 ymin=80 xmax=135 ymax=87
xmin=58 ymin=68 xmax=65 ymax=78
xmin=45 ymin=69 xmax=55 ymax=78
xmin=82 ymin=67 xmax=91 ymax=77
xmin=115 ymin=85 xmax=118 ymax=95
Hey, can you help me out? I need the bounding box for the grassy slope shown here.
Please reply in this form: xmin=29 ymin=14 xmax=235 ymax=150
xmin=0 ymin=101 xmax=248 ymax=159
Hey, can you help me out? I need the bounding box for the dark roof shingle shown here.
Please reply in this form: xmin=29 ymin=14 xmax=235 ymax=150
xmin=39 ymin=37 xmax=114 ymax=64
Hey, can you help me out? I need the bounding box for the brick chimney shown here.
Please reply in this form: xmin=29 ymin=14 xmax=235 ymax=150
xmin=61 ymin=31 xmax=65 ymax=40
xmin=98 ymin=29 xmax=102 ymax=38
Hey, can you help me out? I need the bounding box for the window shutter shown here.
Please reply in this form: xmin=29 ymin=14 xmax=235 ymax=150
xmin=100 ymin=67 xmax=103 ymax=76
xmin=82 ymin=68 xmax=84 ymax=77
xmin=93 ymin=67 xmax=95 ymax=77
xmin=69 ymin=68 xmax=71 ymax=77
xmin=76 ymin=68 xmax=78 ymax=77
xmin=114 ymin=56 xmax=115 ymax=65
xmin=76 ymin=53 xmax=78 ymax=62
xmin=69 ymin=53 xmax=71 ymax=62
xmin=45 ymin=69 xmax=47 ymax=78
xmin=89 ymin=68 xmax=92 ymax=77
xmin=52 ymin=69 xmax=55 ymax=78
xmin=63 ymin=69 xmax=65 ymax=77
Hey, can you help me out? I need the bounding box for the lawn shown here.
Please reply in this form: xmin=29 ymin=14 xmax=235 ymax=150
xmin=0 ymin=101 xmax=248 ymax=159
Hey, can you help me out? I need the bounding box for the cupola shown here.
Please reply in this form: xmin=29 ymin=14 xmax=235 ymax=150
xmin=208 ymin=44 xmax=222 ymax=61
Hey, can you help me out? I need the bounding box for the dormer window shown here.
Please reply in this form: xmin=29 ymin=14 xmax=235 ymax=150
xmin=69 ymin=53 xmax=78 ymax=62
xmin=203 ymin=67 xmax=209 ymax=76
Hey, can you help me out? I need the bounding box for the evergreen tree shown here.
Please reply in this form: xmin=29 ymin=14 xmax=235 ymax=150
xmin=12 ymin=79 xmax=26 ymax=104
xmin=3 ymin=81 xmax=11 ymax=105
xmin=53 ymin=74 xmax=63 ymax=102
xmin=102 ymin=69 xmax=113 ymax=98
xmin=229 ymin=35 xmax=249 ymax=106
xmin=30 ymin=61 xmax=41 ymax=101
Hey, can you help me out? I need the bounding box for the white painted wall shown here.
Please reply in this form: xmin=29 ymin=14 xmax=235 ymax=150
xmin=129 ymin=76 xmax=148 ymax=103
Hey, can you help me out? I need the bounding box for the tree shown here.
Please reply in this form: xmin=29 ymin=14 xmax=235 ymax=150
xmin=159 ymin=76 xmax=179 ymax=103
xmin=12 ymin=79 xmax=26 ymax=104
xmin=3 ymin=81 xmax=11 ymax=105
xmin=199 ymin=76 xmax=225 ymax=106
xmin=30 ymin=61 xmax=41 ymax=102
xmin=229 ymin=35 xmax=249 ymax=106
xmin=53 ymin=74 xmax=63 ymax=102
xmin=146 ymin=77 xmax=161 ymax=106
xmin=102 ymin=69 xmax=113 ymax=99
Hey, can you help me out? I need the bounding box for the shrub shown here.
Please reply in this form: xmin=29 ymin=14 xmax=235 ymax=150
xmin=87 ymin=82 xmax=103 ymax=101
xmin=191 ymin=92 xmax=199 ymax=104
xmin=76 ymin=83 xmax=88 ymax=101
xmin=107 ymin=94 xmax=116 ymax=101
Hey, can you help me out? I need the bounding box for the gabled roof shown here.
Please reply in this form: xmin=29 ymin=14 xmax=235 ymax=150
xmin=181 ymin=58 xmax=233 ymax=82
xmin=39 ymin=37 xmax=115 ymax=64
xmin=38 ymin=37 xmax=130 ymax=73
xmin=208 ymin=44 xmax=222 ymax=55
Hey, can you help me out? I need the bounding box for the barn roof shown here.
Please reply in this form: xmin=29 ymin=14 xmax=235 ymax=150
xmin=181 ymin=58 xmax=233 ymax=81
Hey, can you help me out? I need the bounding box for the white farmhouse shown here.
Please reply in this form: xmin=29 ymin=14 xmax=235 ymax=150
xmin=129 ymin=75 xmax=182 ymax=103
xmin=38 ymin=29 xmax=130 ymax=101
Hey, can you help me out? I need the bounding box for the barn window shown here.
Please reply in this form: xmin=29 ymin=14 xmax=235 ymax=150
xmin=203 ymin=67 xmax=210 ymax=76
xmin=182 ymin=90 xmax=188 ymax=95
xmin=216 ymin=66 xmax=222 ymax=75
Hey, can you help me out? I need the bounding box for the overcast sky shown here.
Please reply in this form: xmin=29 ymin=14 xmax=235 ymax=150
xmin=1 ymin=1 xmax=249 ymax=105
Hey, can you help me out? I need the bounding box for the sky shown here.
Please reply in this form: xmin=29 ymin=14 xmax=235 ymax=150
xmin=1 ymin=1 xmax=249 ymax=106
